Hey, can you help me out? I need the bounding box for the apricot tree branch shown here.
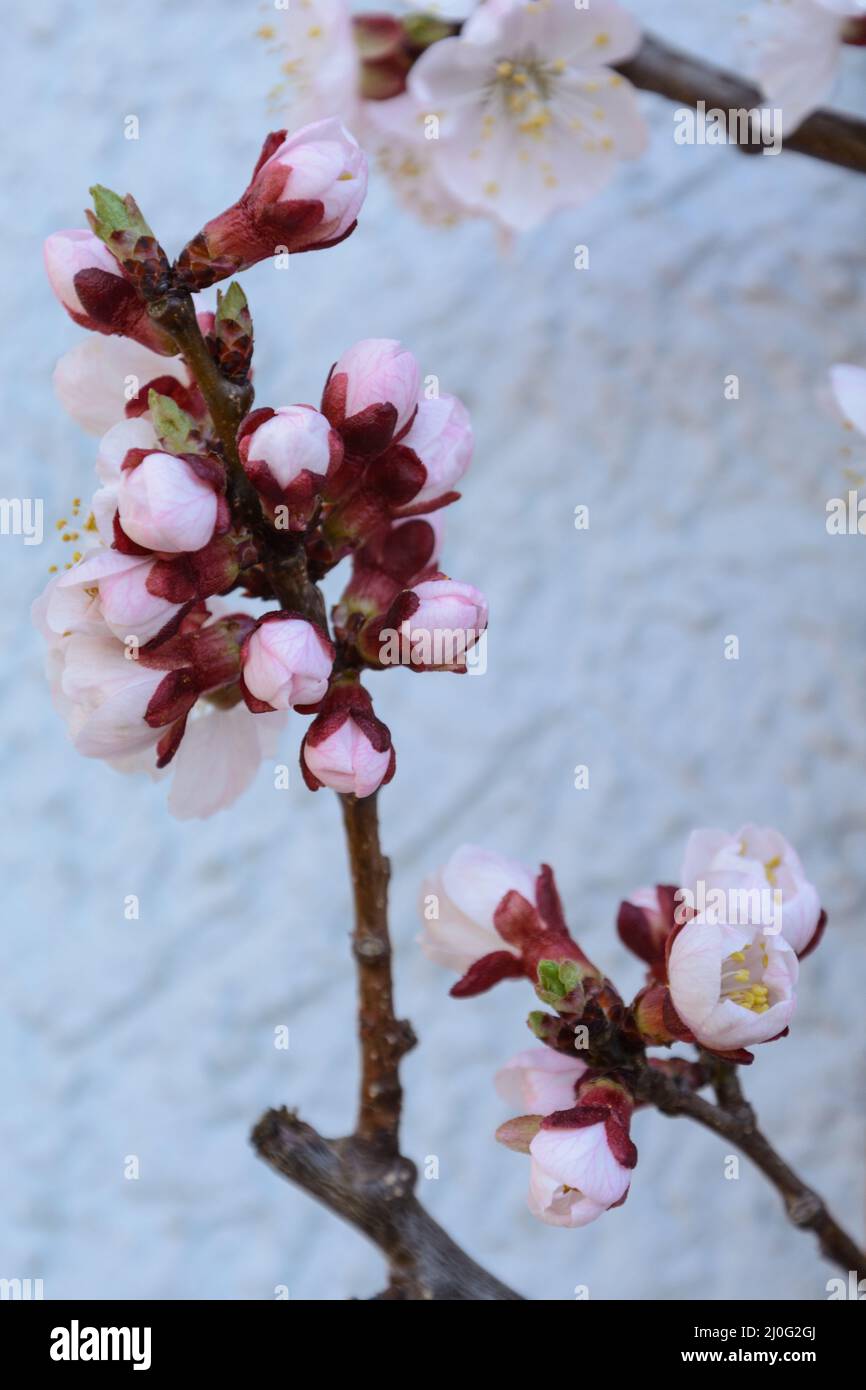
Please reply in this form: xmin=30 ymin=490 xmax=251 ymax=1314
xmin=616 ymin=32 xmax=866 ymax=174
xmin=635 ymin=1058 xmax=866 ymax=1281
xmin=251 ymin=792 xmax=522 ymax=1299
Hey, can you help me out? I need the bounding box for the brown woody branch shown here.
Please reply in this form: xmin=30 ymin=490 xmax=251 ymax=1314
xmin=617 ymin=32 xmax=866 ymax=175
xmin=635 ymin=1057 xmax=866 ymax=1282
xmin=251 ymin=790 xmax=522 ymax=1299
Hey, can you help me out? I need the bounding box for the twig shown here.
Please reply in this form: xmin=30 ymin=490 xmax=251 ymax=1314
xmin=636 ymin=1059 xmax=866 ymax=1281
xmin=340 ymin=791 xmax=415 ymax=1150
xmin=617 ymin=32 xmax=866 ymax=175
xmin=251 ymin=791 xmax=523 ymax=1298
xmin=252 ymin=1108 xmax=523 ymax=1299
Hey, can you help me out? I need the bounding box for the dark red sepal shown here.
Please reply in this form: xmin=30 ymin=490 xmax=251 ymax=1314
xmin=449 ymin=950 xmax=525 ymax=998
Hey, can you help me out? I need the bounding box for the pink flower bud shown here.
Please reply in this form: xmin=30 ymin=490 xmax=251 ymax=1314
xmin=667 ymin=916 xmax=798 ymax=1051
xmin=527 ymin=1082 xmax=637 ymax=1228
xmin=301 ymin=681 xmax=395 ymax=798
xmin=418 ymin=845 xmax=535 ymax=974
xmin=393 ymin=395 xmax=473 ymax=512
xmin=495 ymin=1048 xmax=588 ymax=1116
xmin=176 ymin=120 xmax=367 ymax=289
xmin=241 ymin=613 xmax=334 ymax=712
xmin=43 ymin=230 xmax=173 ymax=354
xmin=115 ymin=451 xmax=219 ymax=554
xmin=386 ymin=576 xmax=488 ymax=671
xmin=238 ymin=405 xmax=343 ymax=528
xmin=322 ymin=338 xmax=421 ymax=455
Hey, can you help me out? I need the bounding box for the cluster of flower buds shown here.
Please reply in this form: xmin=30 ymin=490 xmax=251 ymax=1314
xmin=418 ymin=826 xmax=826 ymax=1227
xmin=38 ymin=126 xmax=486 ymax=816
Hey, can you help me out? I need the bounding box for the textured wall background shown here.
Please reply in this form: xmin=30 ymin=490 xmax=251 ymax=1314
xmin=2 ymin=0 xmax=865 ymax=1300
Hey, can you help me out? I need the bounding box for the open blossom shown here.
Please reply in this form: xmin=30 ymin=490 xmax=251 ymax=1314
xmin=165 ymin=699 xmax=285 ymax=820
xmin=241 ymin=613 xmax=334 ymax=712
xmin=43 ymin=229 xmax=173 ymax=354
xmin=176 ymin=119 xmax=367 ymax=289
xmin=392 ymin=395 xmax=473 ymax=513
xmin=322 ymin=337 xmax=421 ymax=455
xmin=419 ymin=844 xmax=535 ymax=973
xmin=407 ymin=0 xmax=647 ymax=232
xmin=41 ymin=628 xmax=166 ymax=761
xmin=667 ymin=916 xmax=798 ymax=1051
xmin=55 ymin=549 xmax=183 ymax=645
xmin=52 ymin=336 xmax=192 ymax=437
xmin=747 ymin=0 xmax=866 ymax=133
xmin=115 ymin=451 xmax=220 ymax=554
xmin=680 ymin=825 xmax=823 ymax=956
xmin=526 ymin=1081 xmax=637 ymax=1228
xmin=496 ymin=1048 xmax=588 ymax=1114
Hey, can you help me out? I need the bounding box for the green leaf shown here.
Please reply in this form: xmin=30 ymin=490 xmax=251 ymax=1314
xmin=216 ymin=281 xmax=249 ymax=325
xmin=90 ymin=185 xmax=132 ymax=235
xmin=88 ymin=185 xmax=154 ymax=252
xmin=558 ymin=959 xmax=581 ymax=995
xmin=148 ymin=390 xmax=197 ymax=454
xmin=537 ymin=959 xmax=566 ymax=998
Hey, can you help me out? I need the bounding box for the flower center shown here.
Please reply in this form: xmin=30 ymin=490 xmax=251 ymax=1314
xmin=491 ymin=51 xmax=560 ymax=135
xmin=721 ymin=946 xmax=771 ymax=1014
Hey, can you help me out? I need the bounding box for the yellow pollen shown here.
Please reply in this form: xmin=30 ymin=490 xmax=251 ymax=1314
xmin=511 ymin=71 xmax=528 ymax=86
xmin=764 ymin=855 xmax=781 ymax=886
xmin=256 ymin=24 xmax=276 ymax=41
xmin=56 ymin=519 xmax=67 ymax=530
xmin=48 ymin=564 xmax=58 ymax=573
xmin=544 ymin=174 xmax=558 ymax=187
xmin=307 ymin=26 xmax=322 ymax=39
xmin=518 ymin=108 xmax=552 ymax=135
xmin=496 ymin=61 xmax=513 ymax=77
xmin=730 ymin=951 xmax=746 ymax=962
xmin=84 ymin=513 xmax=98 ymax=532
xmin=337 ymin=171 xmax=354 ymax=180
xmin=72 ymin=551 xmax=82 ymax=563
xmin=483 ymin=181 xmax=499 ymax=196
xmin=551 ymin=58 xmax=566 ymax=73
xmin=594 ymin=32 xmax=610 ymax=48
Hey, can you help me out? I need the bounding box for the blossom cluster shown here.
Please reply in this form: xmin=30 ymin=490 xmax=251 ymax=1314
xmin=258 ymin=0 xmax=866 ymax=236
xmin=261 ymin=0 xmax=648 ymax=232
xmin=36 ymin=120 xmax=487 ymax=817
xmin=418 ymin=824 xmax=825 ymax=1227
